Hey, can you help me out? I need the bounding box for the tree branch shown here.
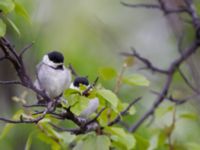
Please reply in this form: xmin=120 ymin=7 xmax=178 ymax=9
xmin=121 ymin=48 xmax=169 ymax=74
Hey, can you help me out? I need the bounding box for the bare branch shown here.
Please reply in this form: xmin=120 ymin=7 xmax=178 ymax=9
xmin=0 ymin=56 xmax=5 ymax=61
xmin=178 ymin=68 xmax=199 ymax=93
xmin=49 ymin=123 xmax=80 ymax=133
xmin=19 ymin=42 xmax=34 ymax=58
xmin=68 ymin=64 xmax=78 ymax=76
xmin=0 ymin=80 xmax=22 ymax=85
xmin=121 ymin=1 xmax=187 ymax=15
xmin=121 ymin=48 xmax=169 ymax=74
xmin=85 ymin=107 xmax=106 ymax=125
xmin=151 ymin=90 xmax=187 ymax=105
xmin=23 ymin=103 xmax=47 ymax=108
xmin=121 ymin=2 xmax=160 ymax=9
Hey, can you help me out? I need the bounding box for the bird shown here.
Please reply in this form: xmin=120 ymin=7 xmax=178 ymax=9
xmin=70 ymin=76 xmax=89 ymax=90
xmin=70 ymin=76 xmax=99 ymax=118
xmin=34 ymin=51 xmax=71 ymax=101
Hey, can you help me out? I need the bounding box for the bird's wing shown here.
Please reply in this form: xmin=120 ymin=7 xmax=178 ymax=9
xmin=34 ymin=62 xmax=43 ymax=89
xmin=65 ymin=68 xmax=72 ymax=88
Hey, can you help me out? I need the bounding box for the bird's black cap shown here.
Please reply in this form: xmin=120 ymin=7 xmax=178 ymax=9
xmin=73 ymin=77 xmax=89 ymax=87
xmin=48 ymin=51 xmax=64 ymax=63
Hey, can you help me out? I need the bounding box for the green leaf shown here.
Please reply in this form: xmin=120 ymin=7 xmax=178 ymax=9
xmin=105 ymin=127 xmax=136 ymax=150
xmin=0 ymin=110 xmax=23 ymax=140
xmin=64 ymin=88 xmax=79 ymax=96
xmin=157 ymin=131 xmax=167 ymax=147
xmin=70 ymin=96 xmax=90 ymax=116
xmin=97 ymin=89 xmax=119 ymax=109
xmin=14 ymin=2 xmax=30 ymax=22
xmin=134 ymin=134 xmax=149 ymax=150
xmin=6 ymin=18 xmax=20 ymax=35
xmin=25 ymin=133 xmax=33 ymax=150
xmin=186 ymin=143 xmax=200 ymax=150
xmin=37 ymin=132 xmax=61 ymax=150
xmin=96 ymin=135 xmax=111 ymax=150
xmin=59 ymin=132 xmax=76 ymax=145
xmin=74 ymin=134 xmax=111 ymax=150
xmin=123 ymin=56 xmax=135 ymax=67
xmin=97 ymin=108 xmax=117 ymax=127
xmin=0 ymin=19 xmax=6 ymax=37
xmin=123 ymin=74 xmax=150 ymax=87
xmin=156 ymin=105 xmax=174 ymax=118
xmin=0 ymin=0 xmax=15 ymax=14
xmin=98 ymin=67 xmax=117 ymax=80
xmin=179 ymin=112 xmax=198 ymax=120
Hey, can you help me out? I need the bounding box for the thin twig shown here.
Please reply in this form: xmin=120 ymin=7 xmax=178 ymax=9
xmin=82 ymin=77 xmax=99 ymax=96
xmin=178 ymin=68 xmax=199 ymax=94
xmin=121 ymin=1 xmax=187 ymax=15
xmin=121 ymin=2 xmax=161 ymax=9
xmin=0 ymin=80 xmax=22 ymax=85
xmin=121 ymin=48 xmax=169 ymax=74
xmin=19 ymin=42 xmax=34 ymax=58
xmin=68 ymin=64 xmax=78 ymax=76
xmin=85 ymin=107 xmax=106 ymax=125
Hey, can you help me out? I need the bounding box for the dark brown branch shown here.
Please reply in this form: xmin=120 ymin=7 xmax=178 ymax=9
xmin=121 ymin=48 xmax=169 ymax=74
xmin=121 ymin=2 xmax=160 ymax=9
xmin=23 ymin=103 xmax=47 ymax=108
xmin=0 ymin=56 xmax=5 ymax=61
xmin=68 ymin=64 xmax=78 ymax=76
xmin=0 ymin=80 xmax=22 ymax=85
xmin=121 ymin=1 xmax=187 ymax=15
xmin=19 ymin=42 xmax=34 ymax=58
xmin=151 ymin=90 xmax=187 ymax=105
xmin=0 ymin=100 xmax=57 ymax=124
xmin=178 ymin=68 xmax=199 ymax=93
xmin=49 ymin=123 xmax=80 ymax=133
xmin=85 ymin=107 xmax=106 ymax=126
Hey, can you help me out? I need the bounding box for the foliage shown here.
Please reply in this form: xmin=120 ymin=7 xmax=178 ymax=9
xmin=0 ymin=0 xmax=200 ymax=150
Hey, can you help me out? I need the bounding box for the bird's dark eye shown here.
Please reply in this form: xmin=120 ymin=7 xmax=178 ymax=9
xmin=73 ymin=77 xmax=89 ymax=87
xmin=48 ymin=51 xmax=64 ymax=63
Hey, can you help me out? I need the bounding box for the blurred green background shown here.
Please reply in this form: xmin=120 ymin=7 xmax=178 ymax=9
xmin=0 ymin=0 xmax=200 ymax=149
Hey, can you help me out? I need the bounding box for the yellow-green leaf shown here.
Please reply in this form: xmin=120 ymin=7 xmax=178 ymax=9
xmin=70 ymin=96 xmax=90 ymax=116
xmin=75 ymin=134 xmax=111 ymax=150
xmin=105 ymin=127 xmax=136 ymax=150
xmin=123 ymin=74 xmax=150 ymax=87
xmin=134 ymin=134 xmax=149 ymax=150
xmin=7 ymin=18 xmax=20 ymax=35
xmin=25 ymin=133 xmax=33 ymax=150
xmin=0 ymin=0 xmax=15 ymax=14
xmin=0 ymin=19 xmax=6 ymax=37
xmin=98 ymin=67 xmax=117 ymax=80
xmin=99 ymin=67 xmax=117 ymax=80
xmin=124 ymin=56 xmax=135 ymax=67
xmin=179 ymin=112 xmax=198 ymax=120
xmin=0 ymin=110 xmax=23 ymax=140
xmin=14 ymin=2 xmax=30 ymax=22
xmin=97 ymin=89 xmax=118 ymax=109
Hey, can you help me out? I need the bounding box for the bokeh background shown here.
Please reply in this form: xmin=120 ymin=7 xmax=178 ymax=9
xmin=0 ymin=0 xmax=200 ymax=149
